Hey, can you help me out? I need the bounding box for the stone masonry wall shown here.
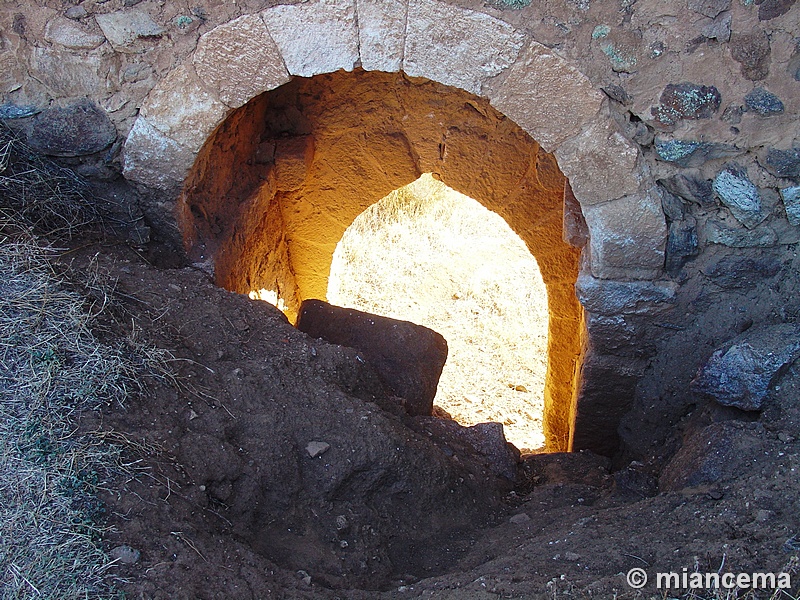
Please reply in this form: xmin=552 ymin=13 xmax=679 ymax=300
xmin=1 ymin=0 xmax=798 ymax=457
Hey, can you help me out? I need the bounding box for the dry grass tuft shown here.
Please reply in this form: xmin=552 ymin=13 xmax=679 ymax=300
xmin=328 ymin=174 xmax=549 ymax=451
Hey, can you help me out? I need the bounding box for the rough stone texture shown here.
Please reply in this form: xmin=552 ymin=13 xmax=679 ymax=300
xmin=139 ymin=64 xmax=228 ymax=151
xmin=123 ymin=116 xmax=189 ymax=191
xmin=261 ymin=0 xmax=358 ymax=77
xmin=563 ymin=181 xmax=589 ymax=248
xmin=764 ymin=148 xmax=800 ymax=178
xmin=660 ymin=173 xmax=716 ymax=207
xmin=780 ymin=186 xmax=800 ymax=225
xmin=688 ymin=0 xmax=731 ymax=18
xmin=581 ymin=192 xmax=667 ymax=279
xmin=651 ymin=82 xmax=722 ymax=126
xmin=554 ymin=118 xmax=642 ymax=206
xmin=487 ymin=42 xmax=604 ymax=151
xmin=575 ymin=272 xmax=678 ymax=316
xmin=744 ymin=87 xmax=785 ymax=115
xmin=713 ymin=164 xmax=767 ymax=229
xmin=95 ymin=10 xmax=164 ymax=52
xmin=654 ymin=138 xmax=741 ymax=168
xmin=705 ymin=219 xmax=778 ymax=247
xmin=357 ymin=0 xmax=406 ymax=72
xmin=44 ymin=16 xmax=105 ymax=50
xmin=703 ymin=254 xmax=783 ymax=289
xmin=692 ymin=323 xmax=800 ymax=410
xmin=666 ymin=217 xmax=700 ymax=274
xmin=757 ymin=0 xmax=796 ymax=20
xmin=26 ymin=99 xmax=116 ymax=157
xmin=403 ymin=0 xmax=525 ymax=96
xmin=659 ymin=422 xmax=739 ymax=489
xmin=730 ymin=31 xmax=771 ymax=81
xmin=193 ymin=14 xmax=290 ymax=108
xmin=296 ymin=299 xmax=448 ymax=417
xmin=29 ymin=47 xmax=113 ymax=97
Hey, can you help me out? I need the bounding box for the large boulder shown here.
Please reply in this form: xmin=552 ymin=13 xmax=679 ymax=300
xmin=296 ymin=299 xmax=448 ymax=416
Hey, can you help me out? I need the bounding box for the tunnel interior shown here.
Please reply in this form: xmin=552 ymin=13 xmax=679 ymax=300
xmin=178 ymin=69 xmax=583 ymax=452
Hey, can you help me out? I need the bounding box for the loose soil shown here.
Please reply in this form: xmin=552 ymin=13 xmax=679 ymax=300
xmin=68 ymin=243 xmax=800 ymax=600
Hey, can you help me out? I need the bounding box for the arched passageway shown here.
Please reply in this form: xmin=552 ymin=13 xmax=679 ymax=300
xmin=178 ymin=70 xmax=583 ymax=452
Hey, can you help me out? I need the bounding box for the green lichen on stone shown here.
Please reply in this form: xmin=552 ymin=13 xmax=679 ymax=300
xmin=600 ymin=42 xmax=637 ymax=72
xmin=592 ymin=25 xmax=611 ymax=39
xmin=174 ymin=15 xmax=193 ymax=28
xmin=655 ymin=139 xmax=702 ymax=162
xmin=486 ymin=0 xmax=531 ymax=8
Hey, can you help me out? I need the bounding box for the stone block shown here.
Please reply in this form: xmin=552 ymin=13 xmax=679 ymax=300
xmin=403 ymin=0 xmax=525 ymax=96
xmin=712 ymin=164 xmax=767 ymax=229
xmin=357 ymin=0 xmax=406 ymax=72
xmin=261 ymin=0 xmax=358 ymax=77
xmin=744 ymin=87 xmax=784 ymax=116
xmin=705 ymin=219 xmax=777 ymax=247
xmin=692 ymin=323 xmax=800 ymax=411
xmin=562 ymin=181 xmax=588 ymax=248
xmin=26 ymin=99 xmax=116 ymax=157
xmin=95 ymin=10 xmax=164 ymax=53
xmin=650 ymin=82 xmax=721 ymax=126
xmin=702 ymin=254 xmax=783 ymax=289
xmin=296 ymin=300 xmax=448 ymax=417
xmin=780 ymin=186 xmax=800 ymax=225
xmin=488 ymin=42 xmax=604 ymax=151
xmin=575 ymin=272 xmax=677 ymax=316
xmin=659 ymin=173 xmax=715 ymax=207
xmin=193 ymin=14 xmax=290 ymax=108
xmin=122 ymin=115 xmax=190 ymax=191
xmin=764 ymin=148 xmax=800 ymax=179
xmin=554 ymin=118 xmax=641 ymax=206
xmin=730 ymin=31 xmax=771 ymax=81
xmin=581 ymin=192 xmax=666 ymax=279
xmin=44 ymin=16 xmax=105 ymax=50
xmin=139 ymin=64 xmax=229 ymax=151
xmin=665 ymin=217 xmax=699 ymax=274
xmin=654 ymin=137 xmax=741 ymax=168
xmin=688 ymin=0 xmax=730 ymax=18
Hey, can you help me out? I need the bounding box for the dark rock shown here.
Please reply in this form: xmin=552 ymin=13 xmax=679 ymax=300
xmin=780 ymin=186 xmax=800 ymax=225
xmin=721 ymin=104 xmax=744 ymax=125
xmin=412 ymin=418 xmax=518 ymax=481
xmin=705 ymin=219 xmax=777 ymax=247
xmin=666 ymin=217 xmax=699 ymax=274
xmin=730 ymin=31 xmax=771 ymax=81
xmin=688 ymin=0 xmax=731 ymax=17
xmin=756 ymin=0 xmax=795 ymax=20
xmin=659 ymin=185 xmax=686 ymax=221
xmin=692 ymin=323 xmax=800 ymax=410
xmin=613 ymin=464 xmax=658 ymax=499
xmin=703 ymin=253 xmax=783 ymax=289
xmin=601 ymin=84 xmax=633 ymax=106
xmin=654 ymin=137 xmax=741 ymax=167
xmin=765 ymin=148 xmax=800 ymax=178
xmin=65 ymin=6 xmax=88 ymax=19
xmin=789 ymin=43 xmax=800 ymax=81
xmin=660 ymin=173 xmax=715 ymax=207
xmin=0 ymin=103 xmax=41 ymax=120
xmin=296 ymin=300 xmax=448 ymax=417
xmin=519 ymin=451 xmax=610 ymax=489
xmin=712 ymin=164 xmax=766 ymax=228
xmin=744 ymin=87 xmax=784 ymax=115
xmin=659 ymin=422 xmax=738 ymax=489
xmin=575 ymin=273 xmax=677 ymax=316
xmin=485 ymin=0 xmax=532 ymax=8
xmin=651 ymin=83 xmax=721 ymax=126
xmin=26 ymin=99 xmax=116 ymax=157
xmin=109 ymin=545 xmax=141 ymax=565
xmin=700 ymin=11 xmax=732 ymax=42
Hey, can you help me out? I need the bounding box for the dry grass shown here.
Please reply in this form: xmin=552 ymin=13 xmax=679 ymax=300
xmin=328 ymin=174 xmax=549 ymax=450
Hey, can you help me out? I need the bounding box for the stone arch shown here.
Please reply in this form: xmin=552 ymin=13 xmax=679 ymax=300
xmin=122 ymin=0 xmax=668 ymax=455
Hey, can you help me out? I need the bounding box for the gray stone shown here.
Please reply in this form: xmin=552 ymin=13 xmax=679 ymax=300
xmin=659 ymin=186 xmax=686 ymax=221
xmin=757 ymin=0 xmax=795 ymax=20
xmin=262 ymin=0 xmax=358 ymax=77
xmin=688 ymin=0 xmax=731 ymax=17
xmin=306 ymin=441 xmax=330 ymax=458
xmin=357 ymin=0 xmax=405 ymax=72
xmin=193 ymin=14 xmax=290 ymax=108
xmin=730 ymin=31 xmax=771 ymax=81
xmin=654 ymin=138 xmax=740 ymax=168
xmin=651 ymin=82 xmax=721 ymax=126
xmin=659 ymin=423 xmax=738 ymax=489
xmin=509 ymin=513 xmax=531 ymax=524
xmin=575 ymin=272 xmax=678 ymax=316
xmin=780 ymin=186 xmax=800 ymax=225
xmin=0 ymin=103 xmax=40 ymax=119
xmin=692 ymin=323 xmax=800 ymax=410
xmin=660 ymin=173 xmax=715 ymax=207
xmin=26 ymin=99 xmax=116 ymax=157
xmin=666 ymin=217 xmax=699 ymax=274
xmin=404 ymin=0 xmax=526 ymax=96
xmin=713 ymin=164 xmax=766 ymax=228
xmin=122 ymin=115 xmax=189 ymax=191
xmin=95 ymin=10 xmax=165 ymax=52
xmin=109 ymin=545 xmax=140 ymax=565
xmin=764 ymin=148 xmax=800 ymax=178
xmin=700 ymin=11 xmax=732 ymax=42
xmin=44 ymin=17 xmax=105 ymax=50
xmin=744 ymin=87 xmax=784 ymax=115
xmin=65 ymin=6 xmax=88 ymax=20
xmin=705 ymin=219 xmax=777 ymax=247
xmin=703 ymin=254 xmax=783 ymax=289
